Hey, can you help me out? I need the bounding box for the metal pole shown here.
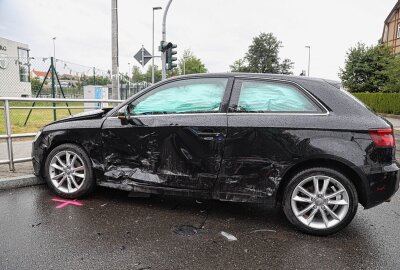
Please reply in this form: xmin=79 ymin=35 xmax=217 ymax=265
xmin=306 ymin=46 xmax=311 ymax=77
xmin=141 ymin=45 xmax=144 ymax=68
xmin=111 ymin=0 xmax=120 ymax=100
xmin=161 ymin=0 xmax=173 ymax=80
xmin=4 ymin=100 xmax=15 ymax=171
xmin=93 ymin=67 xmax=96 ymax=85
xmin=128 ymin=62 xmax=130 ymax=99
xmin=183 ymin=58 xmax=186 ymax=75
xmin=152 ymin=8 xmax=155 ymax=84
xmin=51 ymin=57 xmax=57 ymax=121
xmin=152 ymin=7 xmax=162 ymax=84
xmin=53 ymin=37 xmax=57 ymax=98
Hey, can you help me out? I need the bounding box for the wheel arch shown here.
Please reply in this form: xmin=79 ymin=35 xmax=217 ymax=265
xmin=276 ymin=157 xmax=368 ymax=206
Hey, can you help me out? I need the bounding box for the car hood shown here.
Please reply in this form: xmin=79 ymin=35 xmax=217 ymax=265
xmin=48 ymin=108 xmax=113 ymax=125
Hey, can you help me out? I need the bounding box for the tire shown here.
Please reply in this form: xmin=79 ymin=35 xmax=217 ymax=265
xmin=282 ymin=167 xmax=358 ymax=236
xmin=44 ymin=143 xmax=95 ymax=199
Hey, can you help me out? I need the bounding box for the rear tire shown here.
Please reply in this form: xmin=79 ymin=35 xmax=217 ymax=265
xmin=44 ymin=143 xmax=95 ymax=199
xmin=282 ymin=167 xmax=358 ymax=236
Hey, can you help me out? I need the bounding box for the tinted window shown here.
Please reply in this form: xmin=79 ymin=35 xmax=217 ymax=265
xmin=130 ymin=78 xmax=228 ymax=115
xmin=236 ymin=81 xmax=319 ymax=112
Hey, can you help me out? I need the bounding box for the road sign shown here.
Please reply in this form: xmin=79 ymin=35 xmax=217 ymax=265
xmin=134 ymin=46 xmax=152 ymax=67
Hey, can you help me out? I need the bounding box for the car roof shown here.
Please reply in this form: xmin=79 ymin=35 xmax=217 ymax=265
xmin=169 ymin=72 xmax=340 ymax=86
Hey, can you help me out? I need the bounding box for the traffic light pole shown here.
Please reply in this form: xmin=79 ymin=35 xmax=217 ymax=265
xmin=161 ymin=0 xmax=173 ymax=80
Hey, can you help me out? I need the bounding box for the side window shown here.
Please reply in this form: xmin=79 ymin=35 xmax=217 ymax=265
xmin=129 ymin=78 xmax=228 ymax=115
xmin=236 ymin=81 xmax=320 ymax=113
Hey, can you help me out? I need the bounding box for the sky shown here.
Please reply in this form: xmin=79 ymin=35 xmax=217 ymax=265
xmin=0 ymin=0 xmax=396 ymax=80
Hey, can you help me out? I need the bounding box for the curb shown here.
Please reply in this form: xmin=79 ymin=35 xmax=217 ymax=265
xmin=0 ymin=174 xmax=45 ymax=190
xmin=379 ymin=113 xmax=400 ymax=120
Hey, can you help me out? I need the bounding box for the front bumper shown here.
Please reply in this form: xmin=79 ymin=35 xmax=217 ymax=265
xmin=32 ymin=138 xmax=46 ymax=176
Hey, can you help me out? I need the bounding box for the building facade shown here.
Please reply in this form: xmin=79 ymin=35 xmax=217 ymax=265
xmin=381 ymin=1 xmax=400 ymax=54
xmin=0 ymin=37 xmax=31 ymax=97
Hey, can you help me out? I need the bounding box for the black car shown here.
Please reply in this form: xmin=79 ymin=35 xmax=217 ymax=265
xmin=32 ymin=73 xmax=399 ymax=235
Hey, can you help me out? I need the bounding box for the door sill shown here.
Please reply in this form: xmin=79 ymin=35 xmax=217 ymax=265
xmin=98 ymin=180 xmax=212 ymax=199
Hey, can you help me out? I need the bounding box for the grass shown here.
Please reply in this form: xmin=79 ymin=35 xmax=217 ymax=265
xmin=0 ymin=101 xmax=85 ymax=134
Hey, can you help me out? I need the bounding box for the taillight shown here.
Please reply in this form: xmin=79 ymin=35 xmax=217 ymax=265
xmin=368 ymin=129 xmax=395 ymax=148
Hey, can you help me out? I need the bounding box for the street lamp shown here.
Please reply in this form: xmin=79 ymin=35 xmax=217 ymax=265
xmin=305 ymin=46 xmax=311 ymax=77
xmin=152 ymin=6 xmax=162 ymax=84
xmin=52 ymin=37 xmax=56 ymax=60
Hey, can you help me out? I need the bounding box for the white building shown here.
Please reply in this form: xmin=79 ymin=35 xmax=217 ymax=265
xmin=0 ymin=37 xmax=31 ymax=97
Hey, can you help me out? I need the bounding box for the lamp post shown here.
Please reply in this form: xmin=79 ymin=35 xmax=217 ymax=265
xmin=152 ymin=7 xmax=162 ymax=84
xmin=305 ymin=46 xmax=311 ymax=77
xmin=128 ymin=62 xmax=131 ymax=98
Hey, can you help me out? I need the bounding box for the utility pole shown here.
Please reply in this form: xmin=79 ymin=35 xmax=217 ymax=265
xmin=161 ymin=0 xmax=173 ymax=80
xmin=152 ymin=7 xmax=162 ymax=84
xmin=305 ymin=46 xmax=311 ymax=77
xmin=111 ymin=0 xmax=120 ymax=100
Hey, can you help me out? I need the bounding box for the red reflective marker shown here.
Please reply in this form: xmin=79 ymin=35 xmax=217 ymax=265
xmin=52 ymin=198 xmax=83 ymax=209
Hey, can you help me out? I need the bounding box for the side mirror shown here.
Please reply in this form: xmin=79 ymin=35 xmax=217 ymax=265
xmin=117 ymin=106 xmax=128 ymax=119
xmin=117 ymin=104 xmax=142 ymax=126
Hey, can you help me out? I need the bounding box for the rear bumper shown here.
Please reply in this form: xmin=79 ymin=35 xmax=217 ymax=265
xmin=362 ymin=162 xmax=400 ymax=209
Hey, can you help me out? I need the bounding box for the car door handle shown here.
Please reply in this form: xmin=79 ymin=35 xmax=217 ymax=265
xmin=197 ymin=132 xmax=223 ymax=141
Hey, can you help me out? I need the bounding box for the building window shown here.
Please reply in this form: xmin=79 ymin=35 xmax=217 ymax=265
xmin=18 ymin=48 xmax=30 ymax=82
xmin=397 ymin=23 xmax=400 ymax=39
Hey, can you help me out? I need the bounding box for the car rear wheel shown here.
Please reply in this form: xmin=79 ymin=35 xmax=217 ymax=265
xmin=283 ymin=167 xmax=358 ymax=236
xmin=44 ymin=143 xmax=95 ymax=198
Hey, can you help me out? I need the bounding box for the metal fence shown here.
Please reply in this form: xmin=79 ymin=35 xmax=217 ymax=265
xmin=0 ymin=56 xmax=149 ymax=99
xmin=0 ymin=56 xmax=150 ymax=135
xmin=0 ymin=97 xmax=124 ymax=171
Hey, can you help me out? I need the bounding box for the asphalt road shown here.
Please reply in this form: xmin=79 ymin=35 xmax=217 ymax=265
xmin=1 ymin=185 xmax=400 ymax=270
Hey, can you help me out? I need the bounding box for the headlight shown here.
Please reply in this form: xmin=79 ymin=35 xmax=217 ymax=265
xmin=33 ymin=130 xmax=42 ymax=142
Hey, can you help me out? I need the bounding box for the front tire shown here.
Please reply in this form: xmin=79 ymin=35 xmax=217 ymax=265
xmin=44 ymin=143 xmax=95 ymax=199
xmin=283 ymin=167 xmax=358 ymax=236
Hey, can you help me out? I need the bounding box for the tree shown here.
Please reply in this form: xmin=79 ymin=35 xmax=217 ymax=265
xmin=230 ymin=32 xmax=294 ymax=74
xmin=178 ymin=49 xmax=207 ymax=75
xmin=382 ymin=56 xmax=400 ymax=93
xmin=339 ymin=43 xmax=393 ymax=92
xmin=145 ymin=65 xmax=162 ymax=83
xmin=31 ymin=77 xmax=42 ymax=95
xmin=230 ymin=58 xmax=250 ymax=72
xmin=131 ymin=65 xmax=145 ymax=83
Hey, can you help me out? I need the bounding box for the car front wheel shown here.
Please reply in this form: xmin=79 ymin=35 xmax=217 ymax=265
xmin=283 ymin=167 xmax=358 ymax=236
xmin=44 ymin=143 xmax=95 ymax=198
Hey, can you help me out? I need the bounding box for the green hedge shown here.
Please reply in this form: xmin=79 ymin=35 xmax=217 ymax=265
xmin=352 ymin=93 xmax=400 ymax=115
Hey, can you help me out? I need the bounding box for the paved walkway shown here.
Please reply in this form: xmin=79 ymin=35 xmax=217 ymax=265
xmin=1 ymin=116 xmax=400 ymax=178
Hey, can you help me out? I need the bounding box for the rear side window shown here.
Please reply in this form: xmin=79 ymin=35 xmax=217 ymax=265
xmin=130 ymin=78 xmax=228 ymax=115
xmin=236 ymin=81 xmax=320 ymax=113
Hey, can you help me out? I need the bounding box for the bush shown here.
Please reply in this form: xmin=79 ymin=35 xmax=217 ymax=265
xmin=353 ymin=93 xmax=400 ymax=115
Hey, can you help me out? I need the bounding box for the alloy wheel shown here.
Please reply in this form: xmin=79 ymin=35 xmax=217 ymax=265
xmin=291 ymin=175 xmax=350 ymax=229
xmin=49 ymin=150 xmax=86 ymax=194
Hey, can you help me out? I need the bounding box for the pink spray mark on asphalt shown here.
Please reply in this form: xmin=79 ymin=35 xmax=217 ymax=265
xmin=51 ymin=198 xmax=83 ymax=209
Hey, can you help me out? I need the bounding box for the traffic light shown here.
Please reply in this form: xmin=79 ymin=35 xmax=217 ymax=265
xmin=159 ymin=41 xmax=169 ymax=53
xmin=159 ymin=41 xmax=177 ymax=70
xmin=166 ymin=43 xmax=177 ymax=70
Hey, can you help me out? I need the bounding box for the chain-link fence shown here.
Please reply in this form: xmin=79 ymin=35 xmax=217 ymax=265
xmin=0 ymin=56 xmax=149 ymax=135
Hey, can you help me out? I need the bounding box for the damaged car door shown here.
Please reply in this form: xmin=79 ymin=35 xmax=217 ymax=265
xmin=219 ymin=78 xmax=325 ymax=202
xmin=101 ymin=77 xmax=232 ymax=190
